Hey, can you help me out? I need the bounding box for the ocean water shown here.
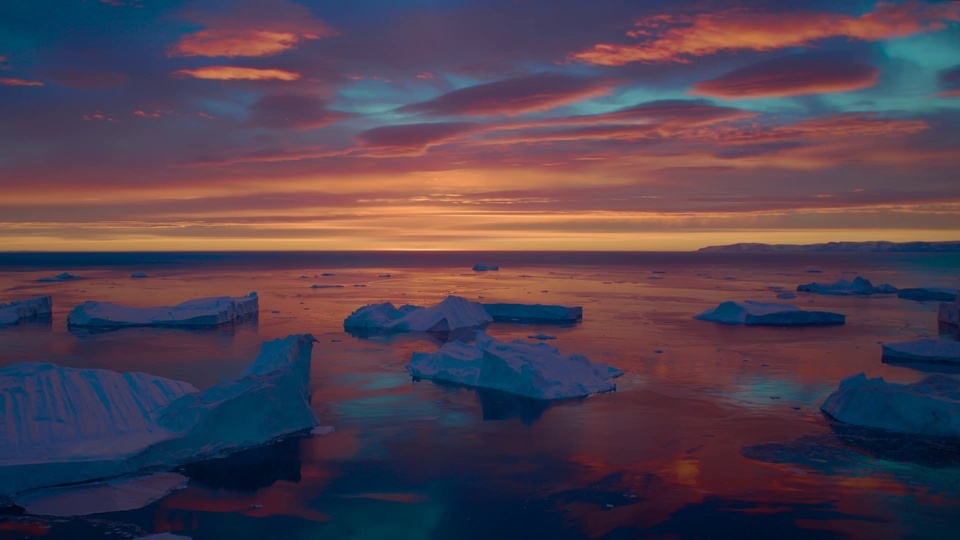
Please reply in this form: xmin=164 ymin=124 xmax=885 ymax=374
xmin=1 ymin=251 xmax=959 ymax=540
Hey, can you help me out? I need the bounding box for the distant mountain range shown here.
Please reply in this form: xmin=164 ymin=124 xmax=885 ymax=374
xmin=698 ymin=241 xmax=960 ymax=253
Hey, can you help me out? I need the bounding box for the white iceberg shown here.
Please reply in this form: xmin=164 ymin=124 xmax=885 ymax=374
xmin=406 ymin=332 xmax=623 ymax=400
xmin=821 ymin=373 xmax=960 ymax=438
xmin=37 ymin=272 xmax=78 ymax=282
xmin=343 ymin=296 xmax=492 ymax=334
xmin=67 ymin=292 xmax=258 ymax=328
xmin=472 ymin=264 xmax=499 ymax=271
xmin=881 ymin=339 xmax=960 ymax=365
xmin=0 ymin=296 xmax=52 ymax=325
xmin=14 ymin=472 xmax=186 ymax=516
xmin=939 ymin=297 xmax=959 ymax=327
xmin=796 ymin=276 xmax=896 ymax=296
xmin=0 ymin=334 xmax=318 ymax=496
xmin=483 ymin=303 xmax=582 ymax=323
xmin=694 ymin=301 xmax=845 ymax=326
xmin=898 ymin=287 xmax=958 ymax=302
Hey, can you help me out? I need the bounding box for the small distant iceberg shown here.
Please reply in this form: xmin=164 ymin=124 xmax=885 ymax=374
xmin=472 ymin=264 xmax=499 ymax=271
xmin=694 ymin=300 xmax=845 ymax=326
xmin=0 ymin=296 xmax=52 ymax=325
xmin=940 ymin=297 xmax=959 ymax=327
xmin=483 ymin=303 xmax=582 ymax=323
xmin=311 ymin=284 xmax=344 ymax=289
xmin=821 ymin=373 xmax=960 ymax=438
xmin=406 ymin=332 xmax=623 ymax=400
xmin=796 ymin=276 xmax=897 ymax=296
xmin=37 ymin=272 xmax=78 ymax=283
xmin=131 ymin=272 xmax=149 ymax=279
xmin=776 ymin=292 xmax=797 ymax=299
xmin=344 ymin=295 xmax=492 ymax=335
xmin=67 ymin=292 xmax=258 ymax=328
xmin=0 ymin=335 xmax=318 ymax=496
xmin=881 ymin=339 xmax=960 ymax=365
xmin=898 ymin=287 xmax=958 ymax=302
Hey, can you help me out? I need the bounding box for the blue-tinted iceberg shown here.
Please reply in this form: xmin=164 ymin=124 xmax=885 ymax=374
xmin=881 ymin=339 xmax=960 ymax=365
xmin=37 ymin=272 xmax=78 ymax=283
xmin=898 ymin=287 xmax=958 ymax=302
xmin=14 ymin=472 xmax=186 ymax=516
xmin=472 ymin=264 xmax=499 ymax=271
xmin=0 ymin=296 xmax=52 ymax=325
xmin=67 ymin=292 xmax=258 ymax=328
xmin=343 ymin=295 xmax=492 ymax=334
xmin=821 ymin=373 xmax=960 ymax=438
xmin=694 ymin=301 xmax=845 ymax=326
xmin=406 ymin=332 xmax=623 ymax=400
xmin=796 ymin=276 xmax=896 ymax=296
xmin=0 ymin=334 xmax=318 ymax=496
xmin=939 ymin=297 xmax=959 ymax=327
xmin=483 ymin=303 xmax=582 ymax=323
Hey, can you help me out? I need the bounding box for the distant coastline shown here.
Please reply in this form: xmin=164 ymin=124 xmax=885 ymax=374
xmin=698 ymin=241 xmax=960 ymax=253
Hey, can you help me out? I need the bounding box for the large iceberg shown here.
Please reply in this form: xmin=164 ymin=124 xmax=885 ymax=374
xmin=0 ymin=334 xmax=318 ymax=496
xmin=898 ymin=287 xmax=958 ymax=302
xmin=796 ymin=276 xmax=896 ymax=296
xmin=939 ymin=297 xmax=959 ymax=327
xmin=821 ymin=373 xmax=960 ymax=438
xmin=483 ymin=303 xmax=582 ymax=323
xmin=406 ymin=332 xmax=623 ymax=400
xmin=694 ymin=301 xmax=845 ymax=326
xmin=881 ymin=339 xmax=960 ymax=365
xmin=67 ymin=292 xmax=258 ymax=328
xmin=343 ymin=296 xmax=492 ymax=335
xmin=0 ymin=296 xmax=52 ymax=325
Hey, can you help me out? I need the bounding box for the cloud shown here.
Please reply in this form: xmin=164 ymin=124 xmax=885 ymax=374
xmin=690 ymin=53 xmax=880 ymax=99
xmin=597 ymin=99 xmax=756 ymax=126
xmin=357 ymin=122 xmax=479 ymax=150
xmin=247 ymin=94 xmax=347 ymax=129
xmin=398 ymin=73 xmax=612 ymax=117
xmin=572 ymin=1 xmax=960 ymax=65
xmin=712 ymin=113 xmax=929 ymax=143
xmin=938 ymin=64 xmax=960 ymax=97
xmin=168 ymin=0 xmax=336 ymax=58
xmin=172 ymin=66 xmax=301 ymax=81
xmin=0 ymin=77 xmax=44 ymax=87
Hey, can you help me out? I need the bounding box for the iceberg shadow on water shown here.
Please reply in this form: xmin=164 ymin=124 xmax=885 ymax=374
xmin=177 ymin=435 xmax=304 ymax=492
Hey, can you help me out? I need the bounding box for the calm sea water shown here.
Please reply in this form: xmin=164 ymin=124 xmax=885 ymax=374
xmin=1 ymin=251 xmax=959 ymax=540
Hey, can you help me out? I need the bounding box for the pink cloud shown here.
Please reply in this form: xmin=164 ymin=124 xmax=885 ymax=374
xmin=0 ymin=77 xmax=44 ymax=87
xmin=357 ymin=122 xmax=480 ymax=151
xmin=172 ymin=66 xmax=301 ymax=81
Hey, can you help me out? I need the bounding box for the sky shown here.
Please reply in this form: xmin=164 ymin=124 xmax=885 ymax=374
xmin=1 ymin=0 xmax=959 ymax=251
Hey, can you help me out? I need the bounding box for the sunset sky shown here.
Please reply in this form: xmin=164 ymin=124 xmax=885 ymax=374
xmin=1 ymin=0 xmax=959 ymax=251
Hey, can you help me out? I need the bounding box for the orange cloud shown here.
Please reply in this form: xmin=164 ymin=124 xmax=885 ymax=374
xmin=572 ymin=2 xmax=960 ymax=65
xmin=0 ymin=77 xmax=44 ymax=87
xmin=710 ymin=113 xmax=929 ymax=143
xmin=173 ymin=66 xmax=301 ymax=81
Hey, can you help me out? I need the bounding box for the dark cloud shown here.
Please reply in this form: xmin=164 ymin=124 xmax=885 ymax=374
xmin=357 ymin=122 xmax=479 ymax=149
xmin=247 ymin=94 xmax=348 ymax=129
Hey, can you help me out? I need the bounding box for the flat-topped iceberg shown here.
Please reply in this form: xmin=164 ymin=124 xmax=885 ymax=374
xmin=406 ymin=332 xmax=623 ymax=400
xmin=37 ymin=272 xmax=78 ymax=282
xmin=483 ymin=303 xmax=582 ymax=323
xmin=898 ymin=287 xmax=958 ymax=302
xmin=0 ymin=334 xmax=318 ymax=496
xmin=881 ymin=339 xmax=960 ymax=365
xmin=67 ymin=292 xmax=258 ymax=328
xmin=821 ymin=373 xmax=960 ymax=438
xmin=343 ymin=295 xmax=492 ymax=335
xmin=938 ymin=297 xmax=959 ymax=327
xmin=694 ymin=301 xmax=845 ymax=326
xmin=796 ymin=276 xmax=896 ymax=296
xmin=472 ymin=264 xmax=499 ymax=271
xmin=0 ymin=296 xmax=52 ymax=325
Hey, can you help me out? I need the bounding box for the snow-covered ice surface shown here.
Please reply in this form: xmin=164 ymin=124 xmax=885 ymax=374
xmin=796 ymin=276 xmax=896 ymax=296
xmin=483 ymin=303 xmax=582 ymax=323
xmin=67 ymin=292 xmax=259 ymax=328
xmin=472 ymin=264 xmax=499 ymax=271
xmin=406 ymin=332 xmax=623 ymax=400
xmin=897 ymin=287 xmax=958 ymax=302
xmin=881 ymin=339 xmax=960 ymax=365
xmin=821 ymin=373 xmax=960 ymax=438
xmin=343 ymin=295 xmax=492 ymax=335
xmin=939 ymin=297 xmax=959 ymax=326
xmin=14 ymin=472 xmax=186 ymax=516
xmin=0 ymin=296 xmax=52 ymax=325
xmin=694 ymin=300 xmax=845 ymax=326
xmin=0 ymin=334 xmax=317 ymax=496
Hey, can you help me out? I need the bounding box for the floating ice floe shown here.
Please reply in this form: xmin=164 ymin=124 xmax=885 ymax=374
xmin=37 ymin=272 xmax=77 ymax=282
xmin=694 ymin=300 xmax=845 ymax=326
xmin=472 ymin=264 xmax=499 ymax=271
xmin=796 ymin=276 xmax=896 ymax=296
xmin=938 ymin=297 xmax=959 ymax=326
xmin=343 ymin=295 xmax=492 ymax=334
xmin=311 ymin=284 xmax=343 ymax=289
xmin=0 ymin=296 xmax=52 ymax=325
xmin=898 ymin=287 xmax=958 ymax=302
xmin=821 ymin=373 xmax=960 ymax=438
xmin=407 ymin=332 xmax=622 ymax=400
xmin=14 ymin=472 xmax=186 ymax=516
xmin=482 ymin=303 xmax=582 ymax=323
xmin=0 ymin=334 xmax=318 ymax=496
xmin=881 ymin=339 xmax=960 ymax=365
xmin=528 ymin=334 xmax=557 ymax=340
xmin=66 ymin=292 xmax=258 ymax=328
xmin=131 ymin=273 xmax=149 ymax=279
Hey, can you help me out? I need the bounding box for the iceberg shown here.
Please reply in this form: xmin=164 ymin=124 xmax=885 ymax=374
xmin=881 ymin=339 xmax=960 ymax=365
xmin=898 ymin=287 xmax=958 ymax=302
xmin=0 ymin=296 xmax=52 ymax=325
xmin=67 ymin=292 xmax=258 ymax=328
xmin=37 ymin=272 xmax=78 ymax=282
xmin=796 ymin=276 xmax=896 ymax=296
xmin=406 ymin=332 xmax=623 ymax=400
xmin=0 ymin=334 xmax=318 ymax=496
xmin=472 ymin=264 xmax=499 ymax=271
xmin=482 ymin=303 xmax=582 ymax=323
xmin=14 ymin=472 xmax=186 ymax=516
xmin=343 ymin=295 xmax=492 ymax=335
xmin=694 ymin=301 xmax=845 ymax=326
xmin=938 ymin=297 xmax=959 ymax=327
xmin=821 ymin=373 xmax=960 ymax=438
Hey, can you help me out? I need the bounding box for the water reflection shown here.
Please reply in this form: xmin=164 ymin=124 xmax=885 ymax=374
xmin=179 ymin=436 xmax=304 ymax=492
